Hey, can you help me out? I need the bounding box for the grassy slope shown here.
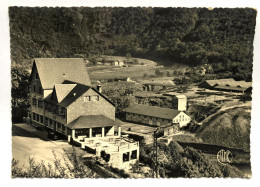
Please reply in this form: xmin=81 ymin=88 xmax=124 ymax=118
xmin=196 ymin=107 xmax=251 ymax=151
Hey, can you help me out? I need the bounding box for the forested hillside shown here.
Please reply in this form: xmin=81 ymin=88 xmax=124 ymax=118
xmin=9 ymin=7 xmax=256 ymax=81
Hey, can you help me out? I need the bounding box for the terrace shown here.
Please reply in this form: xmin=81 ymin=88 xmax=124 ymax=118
xmin=74 ymin=136 xmax=139 ymax=155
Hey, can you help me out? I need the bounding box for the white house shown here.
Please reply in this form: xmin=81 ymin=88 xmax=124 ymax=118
xmin=125 ymin=104 xmax=191 ymax=128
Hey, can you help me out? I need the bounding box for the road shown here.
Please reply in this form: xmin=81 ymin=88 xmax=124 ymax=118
xmin=12 ymin=123 xmax=83 ymax=169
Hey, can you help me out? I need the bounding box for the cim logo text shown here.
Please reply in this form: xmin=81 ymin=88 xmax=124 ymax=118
xmin=217 ymin=149 xmax=233 ymax=165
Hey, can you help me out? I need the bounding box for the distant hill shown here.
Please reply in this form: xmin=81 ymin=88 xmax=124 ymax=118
xmin=196 ymin=107 xmax=251 ymax=151
xmin=9 ymin=7 xmax=256 ymax=81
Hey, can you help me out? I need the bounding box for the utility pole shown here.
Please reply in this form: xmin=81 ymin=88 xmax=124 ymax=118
xmin=153 ymin=125 xmax=170 ymax=178
xmin=153 ymin=129 xmax=159 ymax=178
xmin=155 ymin=132 xmax=158 ymax=178
xmin=153 ymin=130 xmax=156 ymax=177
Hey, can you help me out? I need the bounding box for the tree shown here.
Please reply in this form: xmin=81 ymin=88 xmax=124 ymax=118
xmin=11 ymin=65 xmax=30 ymax=122
xmin=126 ymin=53 xmax=132 ymax=60
xmin=133 ymin=59 xmax=139 ymax=64
xmin=155 ymin=69 xmax=163 ymax=77
xmin=89 ymin=58 xmax=98 ymax=66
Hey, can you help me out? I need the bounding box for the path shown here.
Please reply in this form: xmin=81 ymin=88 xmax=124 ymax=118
xmin=199 ymin=101 xmax=251 ymax=126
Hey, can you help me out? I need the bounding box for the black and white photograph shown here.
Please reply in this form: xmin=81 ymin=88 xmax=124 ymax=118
xmin=1 ymin=0 xmax=260 ymax=183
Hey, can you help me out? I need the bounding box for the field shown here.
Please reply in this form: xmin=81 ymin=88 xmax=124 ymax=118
xmin=101 ymin=55 xmax=157 ymax=66
xmin=87 ymin=55 xmax=163 ymax=81
xmin=88 ymin=65 xmax=160 ymax=81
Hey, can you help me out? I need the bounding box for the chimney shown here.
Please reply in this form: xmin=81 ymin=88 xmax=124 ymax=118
xmin=97 ymin=85 xmax=102 ymax=93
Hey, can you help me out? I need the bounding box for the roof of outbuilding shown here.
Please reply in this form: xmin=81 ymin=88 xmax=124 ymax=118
xmin=32 ymin=58 xmax=91 ymax=89
xmin=66 ymin=115 xmax=120 ymax=129
xmin=227 ymin=81 xmax=252 ymax=88
xmin=214 ymin=85 xmax=247 ymax=92
xmin=163 ymin=93 xmax=187 ymax=99
xmin=204 ymin=78 xmax=236 ymax=87
xmin=125 ymin=104 xmax=182 ymax=120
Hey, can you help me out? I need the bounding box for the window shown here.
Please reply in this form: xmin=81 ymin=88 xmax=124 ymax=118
xmin=84 ymin=96 xmax=91 ymax=102
xmin=40 ymin=115 xmax=43 ymax=123
xmin=58 ymin=107 xmax=65 ymax=116
xmin=44 ymin=117 xmax=48 ymax=125
xmin=123 ymin=152 xmax=130 ymax=162
xmin=38 ymin=100 xmax=42 ymax=108
xmin=33 ymin=85 xmax=36 ymax=92
xmin=33 ymin=113 xmax=36 ymax=120
xmin=32 ymin=98 xmax=37 ymax=106
xmin=131 ymin=150 xmax=137 ymax=160
xmin=36 ymin=114 xmax=39 ymax=122
xmin=93 ymin=95 xmax=99 ymax=101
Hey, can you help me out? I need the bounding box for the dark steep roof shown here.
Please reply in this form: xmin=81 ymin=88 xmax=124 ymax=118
xmin=54 ymin=84 xmax=77 ymax=102
xmin=59 ymin=83 xmax=91 ymax=107
xmin=33 ymin=58 xmax=91 ymax=89
xmin=125 ymin=104 xmax=181 ymax=120
xmin=44 ymin=80 xmax=114 ymax=107
xmin=66 ymin=115 xmax=120 ymax=129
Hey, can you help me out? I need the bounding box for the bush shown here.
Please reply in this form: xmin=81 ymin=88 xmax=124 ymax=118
xmin=12 ymin=147 xmax=94 ymax=178
xmin=108 ymin=166 xmax=130 ymax=178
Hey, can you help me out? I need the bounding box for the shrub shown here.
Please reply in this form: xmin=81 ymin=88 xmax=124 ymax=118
xmin=12 ymin=147 xmax=94 ymax=178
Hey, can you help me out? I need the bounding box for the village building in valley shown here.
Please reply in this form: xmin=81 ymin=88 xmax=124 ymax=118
xmin=29 ymin=58 xmax=139 ymax=169
xmin=198 ymin=78 xmax=252 ymax=93
xmin=125 ymin=104 xmax=191 ymax=130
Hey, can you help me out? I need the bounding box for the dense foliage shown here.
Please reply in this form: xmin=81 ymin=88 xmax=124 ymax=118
xmin=196 ymin=108 xmax=251 ymax=151
xmin=140 ymin=141 xmax=244 ymax=178
xmin=9 ymin=7 xmax=256 ymax=81
xmin=11 ymin=64 xmax=30 ymax=122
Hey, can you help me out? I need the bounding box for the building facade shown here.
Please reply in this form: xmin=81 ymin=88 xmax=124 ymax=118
xmin=125 ymin=104 xmax=191 ymax=128
xmin=29 ymin=58 xmax=139 ymax=170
